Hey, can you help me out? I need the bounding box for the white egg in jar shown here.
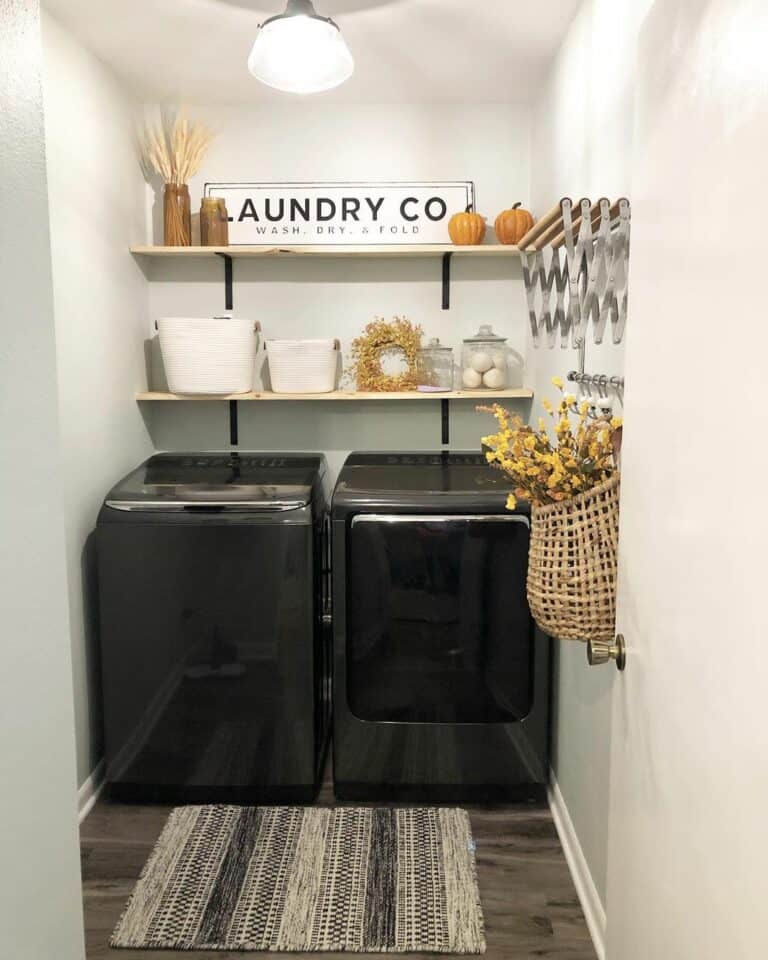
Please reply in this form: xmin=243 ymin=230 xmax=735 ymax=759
xmin=462 ymin=325 xmax=509 ymax=389
xmin=482 ymin=367 xmax=506 ymax=389
xmin=462 ymin=367 xmax=483 ymax=389
xmin=469 ymin=351 xmax=493 ymax=374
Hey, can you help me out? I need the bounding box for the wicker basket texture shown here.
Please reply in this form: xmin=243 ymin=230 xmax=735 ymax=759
xmin=527 ymin=475 xmax=620 ymax=642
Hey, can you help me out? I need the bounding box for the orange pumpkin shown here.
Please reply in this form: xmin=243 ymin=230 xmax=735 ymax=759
xmin=448 ymin=207 xmax=486 ymax=245
xmin=494 ymin=203 xmax=534 ymax=245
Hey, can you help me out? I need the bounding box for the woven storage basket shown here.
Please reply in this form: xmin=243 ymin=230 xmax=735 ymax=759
xmin=157 ymin=317 xmax=258 ymax=395
xmin=266 ymin=339 xmax=339 ymax=393
xmin=527 ymin=474 xmax=620 ymax=642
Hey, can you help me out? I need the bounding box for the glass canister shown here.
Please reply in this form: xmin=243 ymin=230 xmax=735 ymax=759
xmin=461 ymin=324 xmax=508 ymax=389
xmin=200 ymin=197 xmax=229 ymax=246
xmin=418 ymin=338 xmax=454 ymax=391
xmin=164 ymin=183 xmax=192 ymax=246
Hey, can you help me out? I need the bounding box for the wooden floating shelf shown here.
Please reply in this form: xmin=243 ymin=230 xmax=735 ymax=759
xmin=130 ymin=244 xmax=520 ymax=259
xmin=137 ymin=389 xmax=534 ymax=402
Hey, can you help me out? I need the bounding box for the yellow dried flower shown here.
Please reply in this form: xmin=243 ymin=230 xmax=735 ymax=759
xmin=552 ymin=376 xmax=564 ymax=389
xmin=480 ymin=395 xmax=621 ymax=509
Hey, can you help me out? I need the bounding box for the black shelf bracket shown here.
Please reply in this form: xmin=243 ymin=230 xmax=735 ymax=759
xmin=229 ymin=399 xmax=239 ymax=447
xmin=441 ymin=397 xmax=450 ymax=445
xmin=216 ymin=252 xmax=234 ymax=311
xmin=441 ymin=251 xmax=453 ymax=310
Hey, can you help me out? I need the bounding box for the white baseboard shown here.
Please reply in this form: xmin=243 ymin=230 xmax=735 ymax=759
xmin=547 ymin=771 xmax=606 ymax=960
xmin=78 ymin=759 xmax=106 ymax=825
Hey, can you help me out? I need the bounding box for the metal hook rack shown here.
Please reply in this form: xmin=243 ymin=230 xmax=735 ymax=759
xmin=567 ymin=370 xmax=624 ymax=419
xmin=566 ymin=370 xmax=624 ymax=393
xmin=567 ymin=371 xmax=624 ymax=390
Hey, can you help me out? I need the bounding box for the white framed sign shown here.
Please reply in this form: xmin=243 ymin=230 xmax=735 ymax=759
xmin=203 ymin=181 xmax=475 ymax=245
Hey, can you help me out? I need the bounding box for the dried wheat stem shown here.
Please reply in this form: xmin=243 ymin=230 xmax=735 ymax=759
xmin=139 ymin=109 xmax=213 ymax=186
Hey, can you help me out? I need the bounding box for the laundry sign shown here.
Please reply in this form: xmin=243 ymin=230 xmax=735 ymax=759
xmin=203 ymin=181 xmax=475 ymax=245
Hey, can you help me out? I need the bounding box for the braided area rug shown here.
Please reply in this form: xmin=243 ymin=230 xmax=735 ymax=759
xmin=111 ymin=805 xmax=485 ymax=953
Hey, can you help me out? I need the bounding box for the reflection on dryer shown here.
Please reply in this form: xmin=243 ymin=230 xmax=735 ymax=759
xmin=347 ymin=515 xmax=533 ymax=723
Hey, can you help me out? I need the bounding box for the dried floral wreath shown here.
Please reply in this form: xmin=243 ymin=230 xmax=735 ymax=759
xmin=349 ymin=316 xmax=425 ymax=391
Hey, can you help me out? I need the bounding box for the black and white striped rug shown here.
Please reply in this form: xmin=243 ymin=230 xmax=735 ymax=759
xmin=111 ymin=806 xmax=485 ymax=953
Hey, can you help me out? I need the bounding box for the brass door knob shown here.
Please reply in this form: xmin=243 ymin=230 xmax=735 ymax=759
xmin=586 ymin=634 xmax=626 ymax=671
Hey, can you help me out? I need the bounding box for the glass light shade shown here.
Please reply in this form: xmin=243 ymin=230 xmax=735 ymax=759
xmin=248 ymin=12 xmax=354 ymax=95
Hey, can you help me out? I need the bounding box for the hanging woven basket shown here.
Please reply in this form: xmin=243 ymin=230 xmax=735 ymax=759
xmin=527 ymin=474 xmax=620 ymax=643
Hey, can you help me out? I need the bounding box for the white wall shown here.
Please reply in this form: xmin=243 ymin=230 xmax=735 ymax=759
xmin=42 ymin=13 xmax=153 ymax=786
xmin=0 ymin=1 xmax=85 ymax=956
xmin=144 ymin=103 xmax=533 ymax=475
xmin=606 ymin=0 xmax=768 ymax=956
xmin=528 ymin=0 xmax=653 ymax=932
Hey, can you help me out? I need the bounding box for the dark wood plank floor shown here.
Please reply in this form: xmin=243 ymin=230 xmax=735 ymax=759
xmin=80 ymin=766 xmax=596 ymax=960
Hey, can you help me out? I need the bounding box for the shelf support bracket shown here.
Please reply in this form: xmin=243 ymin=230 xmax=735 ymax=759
xmin=229 ymin=399 xmax=239 ymax=447
xmin=441 ymin=251 xmax=453 ymax=310
xmin=216 ymin=252 xmax=234 ymax=311
xmin=441 ymin=397 xmax=450 ymax=445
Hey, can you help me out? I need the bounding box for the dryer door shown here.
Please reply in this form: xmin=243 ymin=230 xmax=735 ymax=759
xmin=346 ymin=514 xmax=533 ymax=723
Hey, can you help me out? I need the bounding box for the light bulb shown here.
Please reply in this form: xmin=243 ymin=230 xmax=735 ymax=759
xmin=248 ymin=3 xmax=354 ymax=95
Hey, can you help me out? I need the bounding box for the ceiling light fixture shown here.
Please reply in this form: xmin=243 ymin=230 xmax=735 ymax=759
xmin=247 ymin=0 xmax=354 ymax=95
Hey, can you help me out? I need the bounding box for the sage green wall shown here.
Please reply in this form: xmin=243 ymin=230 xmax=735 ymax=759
xmin=0 ymin=1 xmax=85 ymax=955
xmin=41 ymin=12 xmax=154 ymax=788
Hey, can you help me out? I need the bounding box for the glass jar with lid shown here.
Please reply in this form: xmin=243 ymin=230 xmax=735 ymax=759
xmin=461 ymin=324 xmax=508 ymax=390
xmin=417 ymin=338 xmax=454 ymax=392
xmin=200 ymin=197 xmax=229 ymax=246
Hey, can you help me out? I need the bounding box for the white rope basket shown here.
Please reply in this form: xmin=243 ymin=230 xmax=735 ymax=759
xmin=266 ymin=339 xmax=339 ymax=393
